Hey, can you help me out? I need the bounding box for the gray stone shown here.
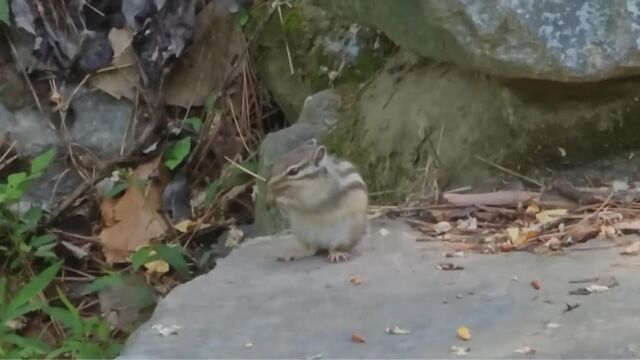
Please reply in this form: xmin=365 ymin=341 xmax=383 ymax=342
xmin=0 ymin=104 xmax=60 ymax=157
xmin=319 ymin=0 xmax=640 ymax=81
xmin=120 ymin=218 xmax=640 ymax=358
xmin=70 ymin=89 xmax=133 ymax=160
xmin=324 ymin=50 xmax=640 ymax=198
xmin=254 ymin=90 xmax=341 ymax=235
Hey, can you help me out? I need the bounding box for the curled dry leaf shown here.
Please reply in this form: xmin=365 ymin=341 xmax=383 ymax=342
xmin=152 ymin=324 xmax=181 ymax=337
xmin=514 ymin=346 xmax=536 ymax=354
xmin=621 ymin=241 xmax=640 ymax=256
xmin=386 ymin=326 xmax=411 ymax=335
xmin=434 ymin=221 xmax=452 ymax=234
xmin=174 ymin=219 xmax=197 ymax=233
xmin=457 ymin=326 xmax=471 ymax=341
xmin=451 ymin=345 xmax=470 ymax=356
xmin=351 ymin=332 xmax=366 ymax=343
xmin=531 ymin=280 xmax=541 ymax=290
xmin=437 ymin=263 xmax=465 ymax=271
xmin=536 ymin=209 xmax=568 ymax=225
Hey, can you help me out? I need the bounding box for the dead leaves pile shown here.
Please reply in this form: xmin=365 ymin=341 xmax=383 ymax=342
xmin=408 ymin=187 xmax=640 ymax=255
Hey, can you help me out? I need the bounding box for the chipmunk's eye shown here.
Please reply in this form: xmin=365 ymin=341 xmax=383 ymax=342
xmin=287 ymin=167 xmax=299 ymax=176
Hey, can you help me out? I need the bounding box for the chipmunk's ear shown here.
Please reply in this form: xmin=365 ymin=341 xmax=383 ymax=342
xmin=313 ymin=145 xmax=326 ymax=166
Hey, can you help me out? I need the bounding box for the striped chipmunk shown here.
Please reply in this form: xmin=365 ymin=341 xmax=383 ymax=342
xmin=266 ymin=139 xmax=368 ymax=263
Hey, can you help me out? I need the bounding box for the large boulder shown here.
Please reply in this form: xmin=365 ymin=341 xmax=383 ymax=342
xmin=323 ymin=51 xmax=640 ymax=199
xmin=318 ymin=0 xmax=640 ymax=82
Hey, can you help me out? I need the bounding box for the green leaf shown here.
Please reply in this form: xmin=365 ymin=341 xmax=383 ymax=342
xmin=105 ymin=181 xmax=129 ymax=198
xmin=5 ymin=261 xmax=62 ymax=316
xmin=3 ymin=334 xmax=52 ymax=355
xmin=7 ymin=172 xmax=27 ymax=189
xmin=131 ymin=247 xmax=159 ymax=271
xmin=163 ymin=137 xmax=191 ymax=170
xmin=45 ymin=307 xmax=81 ymax=336
xmin=0 ymin=0 xmax=9 ymax=26
xmin=34 ymin=243 xmax=57 ymax=258
xmin=184 ymin=117 xmax=203 ymax=134
xmin=18 ymin=206 xmax=43 ymax=234
xmin=30 ymin=234 xmax=57 ymax=247
xmin=82 ymin=274 xmax=124 ymax=295
xmin=30 ymin=148 xmax=56 ymax=175
xmin=154 ymin=244 xmax=189 ymax=278
xmin=237 ymin=8 xmax=250 ymax=27
xmin=203 ymin=178 xmax=222 ymax=207
xmin=205 ymin=94 xmax=218 ymax=114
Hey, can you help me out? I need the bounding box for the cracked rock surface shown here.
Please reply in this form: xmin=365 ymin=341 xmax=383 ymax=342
xmin=120 ymin=218 xmax=640 ymax=358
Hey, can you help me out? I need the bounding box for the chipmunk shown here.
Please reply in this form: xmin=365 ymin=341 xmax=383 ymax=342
xmin=266 ymin=139 xmax=368 ymax=263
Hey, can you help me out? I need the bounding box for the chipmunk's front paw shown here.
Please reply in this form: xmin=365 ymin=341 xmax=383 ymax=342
xmin=327 ymin=251 xmax=350 ymax=263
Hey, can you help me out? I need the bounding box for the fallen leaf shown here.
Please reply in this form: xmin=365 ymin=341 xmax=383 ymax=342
xmin=621 ymin=241 xmax=640 ymax=256
xmin=350 ymin=275 xmax=363 ymax=285
xmin=536 ymin=209 xmax=568 ymax=225
xmin=99 ymin=156 xmax=169 ymax=264
xmin=434 ymin=221 xmax=452 ymax=234
xmin=515 ymin=346 xmax=536 ymax=354
xmin=445 ymin=251 xmax=465 ymax=258
xmin=568 ymin=221 xmax=600 ymax=243
xmin=174 ymin=219 xmax=197 ymax=233
xmin=451 ymin=345 xmax=470 ymax=356
xmin=144 ymin=250 xmax=170 ymax=274
xmin=599 ymin=224 xmax=617 ymax=239
xmin=507 ymin=227 xmax=537 ymax=247
xmin=89 ymin=28 xmax=138 ymax=100
xmin=456 ymin=217 xmax=477 ymax=231
xmin=152 ymin=324 xmax=181 ymax=337
xmin=525 ymin=203 xmax=540 ymax=215
xmin=162 ymin=1 xmax=243 ymax=107
xmin=379 ymin=228 xmax=390 ymax=237
xmin=351 ymin=332 xmax=366 ymax=343
xmin=586 ymin=284 xmax=609 ymax=293
xmin=457 ymin=326 xmax=471 ymax=341
xmin=531 ymin=280 xmax=541 ymax=290
xmin=437 ymin=263 xmax=465 ymax=271
xmin=386 ymin=326 xmax=411 ymax=335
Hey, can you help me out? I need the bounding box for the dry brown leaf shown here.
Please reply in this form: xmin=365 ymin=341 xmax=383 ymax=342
xmin=162 ymin=2 xmax=243 ymax=107
xmin=350 ymin=275 xmax=363 ymax=285
xmin=536 ymin=208 xmax=568 ymax=225
xmin=568 ymin=221 xmax=600 ymax=243
xmin=457 ymin=326 xmax=471 ymax=341
xmin=144 ymin=251 xmax=170 ymax=274
xmin=621 ymin=241 xmax=640 ymax=256
xmin=351 ymin=332 xmax=366 ymax=343
xmin=174 ymin=219 xmax=197 ymax=233
xmin=89 ymin=28 xmax=138 ymax=100
xmin=99 ymin=157 xmax=169 ymax=263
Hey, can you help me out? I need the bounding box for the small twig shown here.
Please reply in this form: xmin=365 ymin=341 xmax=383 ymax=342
xmin=274 ymin=1 xmax=295 ymax=75
xmin=5 ymin=34 xmax=42 ymax=112
xmin=226 ymin=96 xmax=250 ymax=153
xmin=224 ymin=156 xmax=265 ymax=181
xmin=474 ymin=155 xmax=543 ymax=188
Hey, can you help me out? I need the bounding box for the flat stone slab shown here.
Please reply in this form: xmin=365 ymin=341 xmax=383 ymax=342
xmin=119 ymin=218 xmax=640 ymax=358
